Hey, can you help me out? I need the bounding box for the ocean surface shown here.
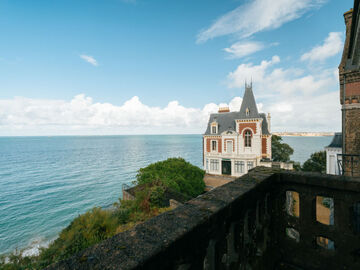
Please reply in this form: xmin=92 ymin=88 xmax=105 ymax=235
xmin=0 ymin=135 xmax=332 ymax=256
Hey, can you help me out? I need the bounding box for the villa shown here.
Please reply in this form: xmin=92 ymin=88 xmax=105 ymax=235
xmin=203 ymin=83 xmax=272 ymax=177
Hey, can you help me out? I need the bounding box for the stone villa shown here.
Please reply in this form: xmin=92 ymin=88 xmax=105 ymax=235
xmin=203 ymin=83 xmax=272 ymax=177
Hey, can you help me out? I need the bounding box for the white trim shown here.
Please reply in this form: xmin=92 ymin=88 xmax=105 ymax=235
xmin=342 ymin=103 xmax=360 ymax=109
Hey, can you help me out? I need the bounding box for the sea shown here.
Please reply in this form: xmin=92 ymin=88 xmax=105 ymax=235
xmin=0 ymin=135 xmax=332 ymax=256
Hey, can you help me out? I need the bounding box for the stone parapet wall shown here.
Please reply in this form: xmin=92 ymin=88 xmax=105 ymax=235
xmin=45 ymin=168 xmax=360 ymax=270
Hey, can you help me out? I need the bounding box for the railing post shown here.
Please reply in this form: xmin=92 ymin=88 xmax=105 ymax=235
xmin=299 ymin=193 xmax=315 ymax=249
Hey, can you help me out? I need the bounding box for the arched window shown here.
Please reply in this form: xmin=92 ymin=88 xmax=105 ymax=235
xmin=245 ymin=130 xmax=252 ymax=147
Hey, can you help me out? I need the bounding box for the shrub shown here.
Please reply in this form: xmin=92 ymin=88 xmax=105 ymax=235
xmin=136 ymin=158 xmax=205 ymax=198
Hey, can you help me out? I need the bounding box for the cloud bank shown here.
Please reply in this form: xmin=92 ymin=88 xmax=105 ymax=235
xmin=197 ymin=0 xmax=325 ymax=43
xmin=0 ymin=95 xmax=221 ymax=136
xmin=0 ymin=84 xmax=339 ymax=136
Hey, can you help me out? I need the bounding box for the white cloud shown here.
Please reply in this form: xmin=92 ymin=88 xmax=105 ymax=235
xmin=197 ymin=0 xmax=325 ymax=43
xmin=80 ymin=55 xmax=98 ymax=66
xmin=227 ymin=55 xmax=281 ymax=89
xmin=0 ymin=95 xmax=243 ymax=136
xmin=301 ymin=32 xmax=343 ymax=62
xmin=224 ymin=41 xmax=265 ymax=58
xmin=226 ymin=55 xmax=341 ymax=132
xmin=227 ymin=55 xmax=335 ymax=96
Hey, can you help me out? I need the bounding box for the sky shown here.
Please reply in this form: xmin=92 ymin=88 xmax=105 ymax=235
xmin=0 ymin=0 xmax=354 ymax=135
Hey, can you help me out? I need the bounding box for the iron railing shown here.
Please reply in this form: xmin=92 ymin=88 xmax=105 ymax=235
xmin=338 ymin=154 xmax=360 ymax=176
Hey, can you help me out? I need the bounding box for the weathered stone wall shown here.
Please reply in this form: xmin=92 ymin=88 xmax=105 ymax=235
xmin=345 ymin=108 xmax=360 ymax=155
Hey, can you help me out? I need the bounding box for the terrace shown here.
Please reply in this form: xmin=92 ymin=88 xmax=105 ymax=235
xmin=46 ymin=167 xmax=360 ymax=270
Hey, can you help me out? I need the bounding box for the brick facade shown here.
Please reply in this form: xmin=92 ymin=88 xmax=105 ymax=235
xmin=344 ymin=109 xmax=360 ymax=154
xmin=206 ymin=138 xmax=222 ymax=153
xmin=262 ymin=137 xmax=267 ymax=155
xmin=239 ymin=123 xmax=257 ymax=134
xmin=339 ymin=8 xmax=360 ymax=176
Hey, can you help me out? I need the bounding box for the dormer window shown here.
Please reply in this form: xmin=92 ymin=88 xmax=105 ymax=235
xmin=211 ymin=122 xmax=218 ymax=134
xmin=246 ymin=108 xmax=250 ymax=116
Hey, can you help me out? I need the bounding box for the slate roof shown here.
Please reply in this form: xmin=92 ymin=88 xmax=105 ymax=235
xmin=204 ymin=111 xmax=241 ymax=135
xmin=326 ymin=133 xmax=343 ymax=148
xmin=259 ymin=113 xmax=270 ymax=135
xmin=204 ymin=85 xmax=270 ymax=135
xmin=239 ymin=85 xmax=260 ymax=119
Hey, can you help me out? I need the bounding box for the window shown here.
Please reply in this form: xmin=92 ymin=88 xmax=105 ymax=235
xmin=245 ymin=130 xmax=252 ymax=147
xmin=210 ymin=159 xmax=219 ymax=171
xmin=226 ymin=140 xmax=233 ymax=153
xmin=246 ymin=108 xmax=250 ymax=116
xmin=206 ymin=159 xmax=209 ymax=171
xmin=211 ymin=140 xmax=217 ymax=151
xmin=211 ymin=126 xmax=217 ymax=134
xmin=235 ymin=161 xmax=244 ymax=173
xmin=247 ymin=161 xmax=254 ymax=170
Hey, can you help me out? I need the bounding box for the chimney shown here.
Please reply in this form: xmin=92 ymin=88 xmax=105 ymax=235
xmin=218 ymin=107 xmax=230 ymax=113
xmin=340 ymin=9 xmax=353 ymax=73
xmin=267 ymin=113 xmax=271 ymax=133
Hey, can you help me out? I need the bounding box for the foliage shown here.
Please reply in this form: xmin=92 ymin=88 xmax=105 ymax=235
xmin=271 ymin=135 xmax=294 ymax=162
xmin=292 ymin=162 xmax=302 ymax=171
xmin=136 ymin=158 xmax=205 ymax=198
xmin=302 ymin=151 xmax=326 ymax=174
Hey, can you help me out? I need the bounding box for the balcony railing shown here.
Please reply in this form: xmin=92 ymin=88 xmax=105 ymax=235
xmin=45 ymin=167 xmax=360 ymax=270
xmin=338 ymin=154 xmax=360 ymax=177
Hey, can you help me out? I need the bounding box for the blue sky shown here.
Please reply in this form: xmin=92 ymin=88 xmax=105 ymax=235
xmin=0 ymin=0 xmax=354 ymax=135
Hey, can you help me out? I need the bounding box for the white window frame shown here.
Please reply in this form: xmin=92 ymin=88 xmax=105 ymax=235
xmin=247 ymin=161 xmax=254 ymax=171
xmin=210 ymin=159 xmax=219 ymax=171
xmin=206 ymin=159 xmax=209 ymax=171
xmin=235 ymin=161 xmax=244 ymax=173
xmin=211 ymin=125 xmax=217 ymax=134
xmin=211 ymin=140 xmax=218 ymax=152
xmin=226 ymin=140 xmax=233 ymax=154
xmin=244 ymin=130 xmax=252 ymax=148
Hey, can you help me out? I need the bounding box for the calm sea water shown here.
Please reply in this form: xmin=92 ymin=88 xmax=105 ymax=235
xmin=0 ymin=135 xmax=332 ymax=255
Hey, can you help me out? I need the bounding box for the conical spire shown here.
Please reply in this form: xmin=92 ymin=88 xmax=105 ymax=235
xmin=239 ymin=82 xmax=260 ymax=118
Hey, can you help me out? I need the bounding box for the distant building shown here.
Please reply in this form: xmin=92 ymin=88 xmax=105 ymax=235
xmin=203 ymin=83 xmax=272 ymax=177
xmin=325 ymin=133 xmax=342 ymax=175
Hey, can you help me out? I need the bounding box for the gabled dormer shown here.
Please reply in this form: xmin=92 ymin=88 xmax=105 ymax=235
xmin=210 ymin=120 xmax=218 ymax=134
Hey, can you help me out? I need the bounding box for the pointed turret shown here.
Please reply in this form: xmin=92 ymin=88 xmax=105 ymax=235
xmin=239 ymin=82 xmax=260 ymax=119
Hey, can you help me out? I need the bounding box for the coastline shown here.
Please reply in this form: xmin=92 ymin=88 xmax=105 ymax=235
xmin=273 ymin=132 xmax=335 ymax=137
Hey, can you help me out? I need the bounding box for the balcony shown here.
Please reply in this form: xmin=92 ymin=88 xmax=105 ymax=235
xmin=45 ymin=167 xmax=360 ymax=270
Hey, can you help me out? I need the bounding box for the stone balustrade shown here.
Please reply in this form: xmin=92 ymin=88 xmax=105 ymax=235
xmin=45 ymin=167 xmax=360 ymax=270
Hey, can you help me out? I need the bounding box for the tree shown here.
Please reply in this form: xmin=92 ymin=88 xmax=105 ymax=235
xmin=302 ymin=151 xmax=326 ymax=174
xmin=271 ymin=135 xmax=294 ymax=162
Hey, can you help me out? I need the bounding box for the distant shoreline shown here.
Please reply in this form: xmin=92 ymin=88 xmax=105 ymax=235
xmin=273 ymin=132 xmax=335 ymax=137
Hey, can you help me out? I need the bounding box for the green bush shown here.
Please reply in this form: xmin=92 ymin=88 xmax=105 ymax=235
xmin=136 ymin=158 xmax=205 ymax=198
